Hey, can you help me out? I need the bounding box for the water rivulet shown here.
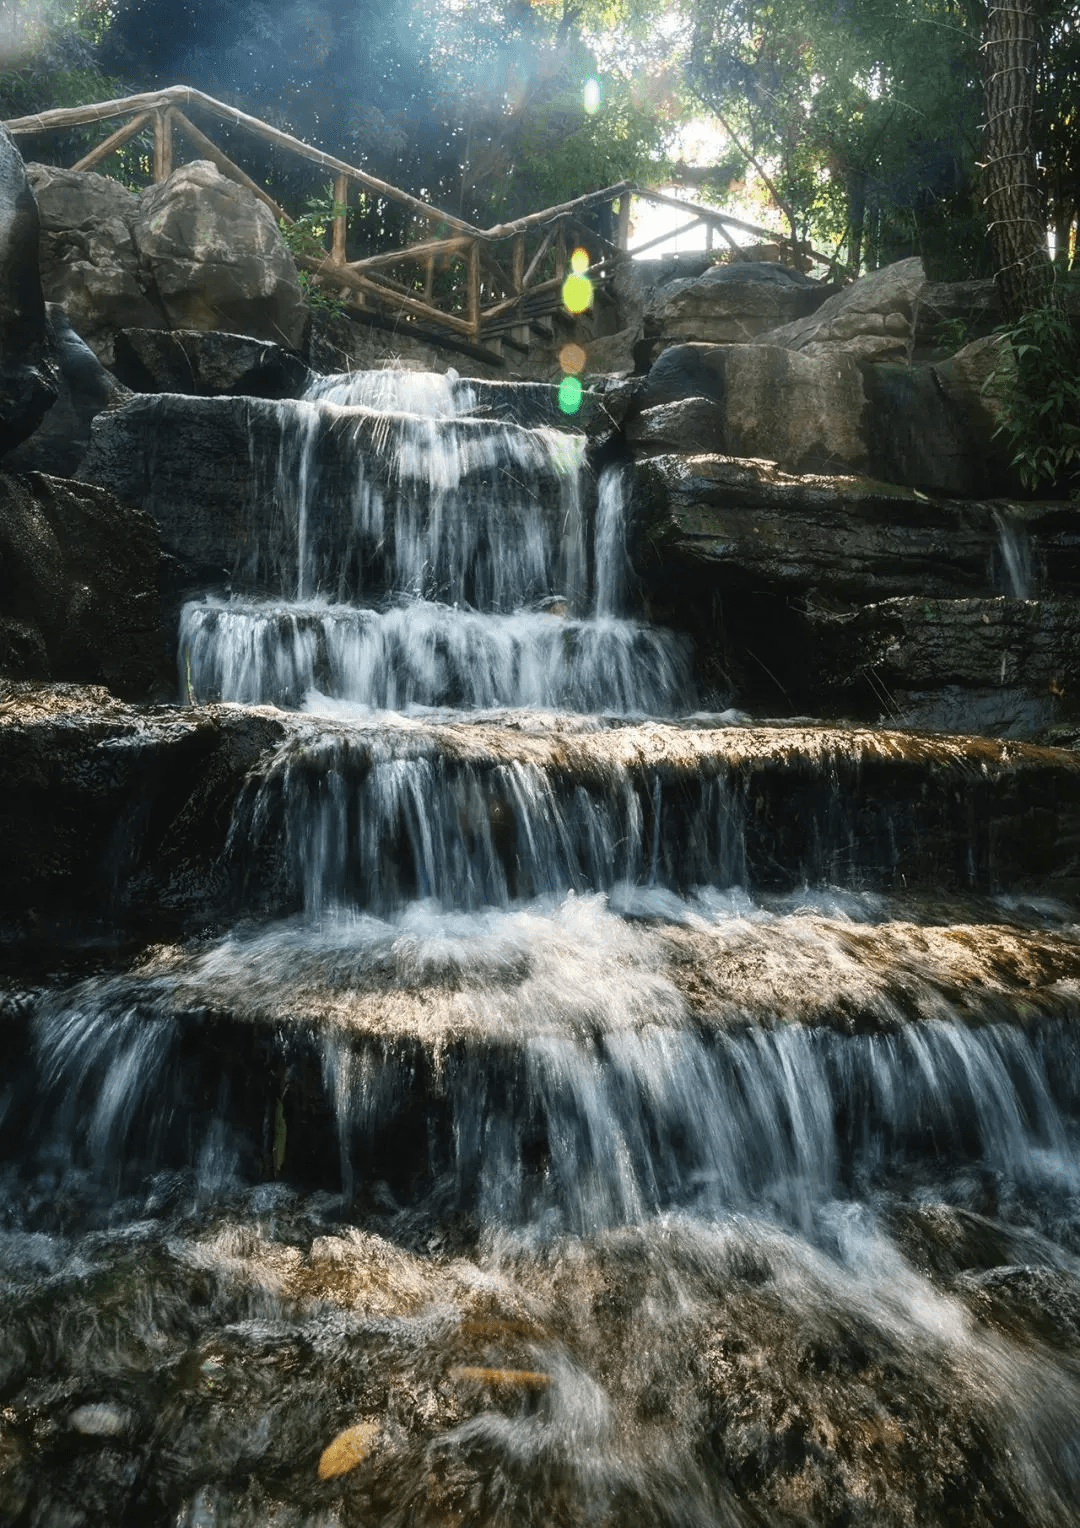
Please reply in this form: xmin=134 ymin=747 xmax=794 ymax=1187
xmin=5 ymin=372 xmax=1080 ymax=1527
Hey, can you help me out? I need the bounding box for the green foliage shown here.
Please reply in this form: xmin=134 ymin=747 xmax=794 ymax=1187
xmin=686 ymin=0 xmax=990 ymax=273
xmin=279 ymin=187 xmax=351 ymax=316
xmin=988 ymin=300 xmax=1080 ymax=493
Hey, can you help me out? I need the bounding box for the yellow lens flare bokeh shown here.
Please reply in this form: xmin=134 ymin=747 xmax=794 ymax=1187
xmin=562 ymin=262 xmax=595 ymax=313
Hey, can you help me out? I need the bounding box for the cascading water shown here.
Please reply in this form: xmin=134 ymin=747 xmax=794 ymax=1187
xmin=179 ymin=370 xmax=691 ymax=715
xmin=6 ymin=370 xmax=1080 ymax=1527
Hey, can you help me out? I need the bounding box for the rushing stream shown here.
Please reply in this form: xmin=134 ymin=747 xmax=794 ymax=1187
xmin=4 ymin=371 xmax=1080 ymax=1526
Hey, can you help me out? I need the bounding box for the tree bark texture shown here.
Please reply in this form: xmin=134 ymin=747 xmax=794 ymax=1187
xmin=981 ymin=0 xmax=1055 ymax=318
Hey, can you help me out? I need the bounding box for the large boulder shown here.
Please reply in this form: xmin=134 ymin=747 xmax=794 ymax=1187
xmin=29 ymin=159 xmax=309 ymax=361
xmin=644 ymin=260 xmax=833 ymax=349
xmin=629 ymin=345 xmax=868 ymax=476
xmin=0 ymin=471 xmax=165 ymax=696
xmin=29 ymin=163 xmax=163 ymax=364
xmin=0 ymin=128 xmax=57 ymax=456
xmin=860 ymin=334 xmax=1018 ymax=497
xmin=753 ymin=257 xmax=925 ymax=363
xmin=133 ymin=161 xmax=308 ymax=351
xmin=632 ymin=333 xmax=1017 ymax=496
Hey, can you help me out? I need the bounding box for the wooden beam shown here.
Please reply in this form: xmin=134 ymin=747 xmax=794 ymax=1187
xmin=344 ymin=234 xmax=472 ymax=273
xmin=522 ymin=226 xmax=556 ymax=287
xmin=467 ymin=239 xmax=481 ymax=340
xmin=635 ymin=187 xmax=840 ymax=272
xmin=170 ymin=108 xmax=292 ymax=223
xmin=295 ymin=252 xmax=474 ymax=334
xmin=483 ymin=180 xmax=634 ymax=239
xmin=153 ymin=109 xmax=172 ymax=181
xmin=622 ymin=215 xmax=706 ymax=261
xmin=70 ymin=110 xmax=153 ymax=172
xmin=332 ymin=173 xmax=348 ymax=263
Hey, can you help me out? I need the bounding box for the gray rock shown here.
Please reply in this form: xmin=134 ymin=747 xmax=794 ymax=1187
xmin=112 ymin=328 xmax=311 ymax=398
xmin=635 ymin=334 xmax=1017 ymax=496
xmin=631 ymin=453 xmax=1032 ymax=601
xmin=133 ymin=161 xmax=308 ymax=351
xmin=645 ymin=262 xmax=833 ymax=347
xmin=0 ymin=470 xmax=164 ymax=696
xmin=6 ymin=306 xmax=130 ymax=476
xmin=29 ymin=162 xmax=163 ymax=363
xmin=0 ymin=130 xmax=58 ymax=456
xmin=631 ymin=346 xmax=868 ymax=476
xmin=753 ymin=257 xmax=925 ymax=363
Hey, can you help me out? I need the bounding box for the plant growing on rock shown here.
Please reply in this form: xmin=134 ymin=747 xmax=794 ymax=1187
xmin=984 ymin=296 xmax=1080 ymax=493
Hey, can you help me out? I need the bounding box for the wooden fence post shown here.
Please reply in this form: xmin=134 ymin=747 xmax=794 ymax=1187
xmin=153 ymin=109 xmax=172 ymax=181
xmin=511 ymin=231 xmax=528 ymax=346
xmin=467 ymin=239 xmax=481 ymax=341
xmin=616 ymin=193 xmax=631 ymax=257
xmin=332 ymin=173 xmax=348 ymax=263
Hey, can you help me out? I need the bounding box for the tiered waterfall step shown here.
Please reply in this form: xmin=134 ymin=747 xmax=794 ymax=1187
xmin=4 ymin=687 xmax=1080 ymax=941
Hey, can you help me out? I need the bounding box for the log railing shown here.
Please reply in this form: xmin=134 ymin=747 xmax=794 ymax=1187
xmin=5 ymin=85 xmax=844 ymax=356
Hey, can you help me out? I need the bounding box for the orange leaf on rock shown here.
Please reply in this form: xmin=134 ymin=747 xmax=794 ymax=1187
xmin=317 ymin=1420 xmax=379 ymax=1480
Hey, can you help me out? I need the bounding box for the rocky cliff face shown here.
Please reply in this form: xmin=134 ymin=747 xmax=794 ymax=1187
xmin=0 ymin=126 xmax=57 ymax=456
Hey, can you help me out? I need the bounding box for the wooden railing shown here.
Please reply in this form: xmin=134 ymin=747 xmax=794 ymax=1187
xmin=5 ymin=85 xmax=843 ymax=357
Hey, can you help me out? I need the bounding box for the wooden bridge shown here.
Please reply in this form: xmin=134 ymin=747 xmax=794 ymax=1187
xmin=5 ymin=85 xmax=842 ymax=363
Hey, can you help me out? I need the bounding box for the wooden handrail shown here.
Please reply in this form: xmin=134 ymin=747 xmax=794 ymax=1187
xmin=5 ymin=82 xmax=849 ymax=355
xmin=4 ymin=84 xmax=481 ymax=237
xmin=5 ymin=84 xmax=837 ymax=267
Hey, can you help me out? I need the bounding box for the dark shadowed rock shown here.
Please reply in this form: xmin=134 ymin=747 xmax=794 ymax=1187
xmin=76 ymin=392 xmax=577 ymax=601
xmin=807 ymin=595 xmax=1080 ymax=734
xmin=0 ymin=472 xmax=164 ymax=695
xmin=631 ymin=452 xmax=1080 ymax=721
xmin=0 ymin=128 xmax=57 ymax=456
xmin=6 ymin=306 xmax=130 ymax=476
xmin=630 ymin=454 xmax=1004 ymax=600
xmin=860 ymin=336 xmax=1019 ymax=498
xmin=112 ymin=327 xmax=311 ymax=398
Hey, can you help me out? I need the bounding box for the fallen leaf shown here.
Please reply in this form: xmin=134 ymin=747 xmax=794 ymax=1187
xmin=448 ymin=1366 xmax=551 ymax=1388
xmin=318 ymin=1420 xmax=379 ymax=1480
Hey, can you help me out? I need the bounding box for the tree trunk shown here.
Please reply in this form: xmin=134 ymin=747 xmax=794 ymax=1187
xmin=981 ymin=0 xmax=1054 ymax=318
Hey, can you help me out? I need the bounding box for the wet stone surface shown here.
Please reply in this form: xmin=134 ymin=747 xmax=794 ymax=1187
xmin=6 ymin=369 xmax=1080 ymax=1527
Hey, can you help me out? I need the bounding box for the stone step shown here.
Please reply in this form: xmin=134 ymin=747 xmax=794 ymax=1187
xmin=4 ymin=686 xmax=1080 ymax=945
xmin=5 ymin=894 xmax=1080 ymax=1211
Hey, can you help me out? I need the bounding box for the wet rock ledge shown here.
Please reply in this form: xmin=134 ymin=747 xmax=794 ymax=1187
xmin=4 ymin=684 xmax=1080 ymax=951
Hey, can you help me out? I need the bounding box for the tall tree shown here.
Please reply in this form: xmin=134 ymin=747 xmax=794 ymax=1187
xmin=980 ymin=0 xmax=1055 ymax=316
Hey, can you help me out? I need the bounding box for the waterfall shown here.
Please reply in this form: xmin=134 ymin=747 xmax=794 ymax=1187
xmin=993 ymin=506 xmax=1035 ymax=599
xmin=9 ymin=366 xmax=1080 ymax=1526
xmin=179 ymin=374 xmax=690 ymax=716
